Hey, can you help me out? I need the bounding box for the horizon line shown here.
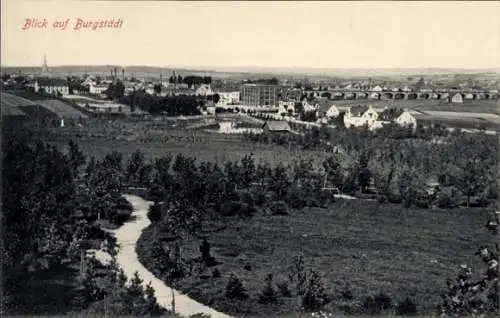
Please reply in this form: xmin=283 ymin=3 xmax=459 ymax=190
xmin=1 ymin=64 xmax=500 ymax=71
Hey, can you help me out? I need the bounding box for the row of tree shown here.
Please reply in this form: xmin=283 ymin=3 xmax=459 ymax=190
xmin=119 ymin=90 xmax=204 ymax=115
xmin=243 ymin=125 xmax=497 ymax=208
xmin=168 ymin=75 xmax=212 ymax=86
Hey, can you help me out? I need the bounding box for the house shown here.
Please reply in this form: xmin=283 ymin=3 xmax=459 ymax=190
xmin=278 ymin=100 xmax=296 ymax=116
xmin=34 ymin=78 xmax=69 ymax=95
xmin=450 ymin=93 xmax=464 ymax=104
xmin=89 ymin=83 xmax=109 ymax=95
xmin=343 ymin=105 xmax=379 ymax=129
xmin=464 ymin=93 xmax=474 ymax=100
xmin=262 ymin=120 xmax=291 ymax=133
xmin=219 ymin=121 xmax=235 ymax=133
xmin=301 ymin=98 xmax=320 ymax=112
xmin=316 ymin=99 xmax=340 ymax=119
xmin=377 ymin=107 xmax=417 ymax=128
xmin=216 ymin=90 xmax=240 ymax=105
xmin=205 ymin=101 xmax=216 ymax=115
xmin=196 ymin=84 xmax=213 ymax=96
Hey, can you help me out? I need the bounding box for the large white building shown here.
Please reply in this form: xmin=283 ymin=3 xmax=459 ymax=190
xmin=216 ymin=90 xmax=240 ymax=105
xmin=376 ymin=107 xmax=417 ymax=129
xmin=343 ymin=105 xmax=379 ymax=129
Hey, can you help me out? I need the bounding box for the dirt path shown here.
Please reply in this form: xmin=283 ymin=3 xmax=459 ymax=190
xmin=111 ymin=194 xmax=232 ymax=318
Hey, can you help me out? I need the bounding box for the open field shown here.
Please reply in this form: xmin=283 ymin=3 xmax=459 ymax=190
xmin=138 ymin=200 xmax=495 ymax=317
xmin=1 ymin=91 xmax=37 ymax=107
xmin=27 ymin=119 xmax=331 ymax=167
xmin=36 ymin=99 xmax=88 ymax=119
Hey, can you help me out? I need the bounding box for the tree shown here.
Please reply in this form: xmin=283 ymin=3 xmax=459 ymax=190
xmin=68 ymin=140 xmax=86 ymax=177
xmin=154 ymin=84 xmax=162 ymax=94
xmin=322 ymin=155 xmax=343 ymax=189
xmin=225 ymin=274 xmax=248 ymax=299
xmin=301 ymin=270 xmax=332 ymax=312
xmin=212 ymin=93 xmax=220 ymax=104
xmin=259 ymin=274 xmax=278 ymax=304
xmin=438 ymin=213 xmax=499 ymax=316
xmin=269 ymin=163 xmax=291 ymax=200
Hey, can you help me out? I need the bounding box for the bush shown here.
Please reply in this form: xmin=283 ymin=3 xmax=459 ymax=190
xmin=225 ymin=274 xmax=248 ymax=299
xmin=221 ymin=201 xmax=242 ymax=216
xmin=361 ymin=292 xmax=393 ymax=315
xmin=396 ymin=297 xmax=418 ymax=316
xmin=436 ymin=186 xmax=462 ymax=209
xmin=238 ymin=190 xmax=255 ymax=206
xmin=238 ymin=203 xmax=257 ymax=217
xmin=258 ymin=274 xmax=278 ymax=304
xmin=148 ymin=202 xmax=163 ymax=223
xmin=341 ymin=289 xmax=354 ymax=300
xmin=277 ymin=281 xmax=292 ymax=297
xmin=301 ymin=270 xmax=331 ymax=311
xmin=269 ymin=201 xmax=289 ymax=215
xmin=212 ymin=268 xmax=221 ymax=278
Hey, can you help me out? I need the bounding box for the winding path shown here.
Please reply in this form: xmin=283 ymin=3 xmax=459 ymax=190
xmin=111 ymin=194 xmax=232 ymax=318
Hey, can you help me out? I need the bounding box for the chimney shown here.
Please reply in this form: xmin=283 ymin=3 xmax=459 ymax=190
xmin=122 ymin=69 xmax=125 ymax=81
xmin=114 ymin=67 xmax=117 ymax=81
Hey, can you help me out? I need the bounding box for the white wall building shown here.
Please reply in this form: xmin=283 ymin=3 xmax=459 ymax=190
xmin=343 ymin=105 xmax=379 ymax=129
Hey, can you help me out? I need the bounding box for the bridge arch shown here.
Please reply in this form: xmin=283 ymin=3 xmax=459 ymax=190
xmin=408 ymin=93 xmax=418 ymax=100
xmin=420 ymin=93 xmax=430 ymax=100
xmin=394 ymin=93 xmax=406 ymax=100
xmin=355 ymin=92 xmax=368 ymax=99
xmin=382 ymin=92 xmax=394 ymax=100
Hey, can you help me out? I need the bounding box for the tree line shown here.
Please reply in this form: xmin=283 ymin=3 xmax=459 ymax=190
xmin=119 ymin=90 xmax=204 ymax=115
xmin=243 ymin=124 xmax=497 ymax=208
xmin=168 ymin=75 xmax=212 ymax=87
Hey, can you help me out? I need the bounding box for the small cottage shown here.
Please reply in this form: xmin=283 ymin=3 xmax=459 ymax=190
xmin=262 ymin=121 xmax=291 ymax=133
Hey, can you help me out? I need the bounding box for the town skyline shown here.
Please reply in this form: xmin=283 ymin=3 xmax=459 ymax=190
xmin=2 ymin=1 xmax=499 ymax=70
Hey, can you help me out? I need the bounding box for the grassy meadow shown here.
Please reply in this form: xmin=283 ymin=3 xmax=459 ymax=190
xmin=137 ymin=199 xmax=495 ymax=317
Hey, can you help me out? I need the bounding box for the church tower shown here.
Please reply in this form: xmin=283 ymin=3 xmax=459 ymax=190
xmin=41 ymin=54 xmax=49 ymax=75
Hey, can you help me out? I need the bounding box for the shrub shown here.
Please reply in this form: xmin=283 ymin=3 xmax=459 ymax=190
xmin=212 ymin=268 xmax=221 ymax=278
xmin=341 ymin=289 xmax=354 ymax=300
xmin=301 ymin=270 xmax=332 ymax=311
xmin=305 ymin=196 xmax=321 ymax=208
xmin=147 ymin=202 xmax=163 ymax=223
xmin=361 ymin=292 xmax=393 ymax=315
xmin=258 ymin=274 xmax=278 ymax=304
xmin=270 ymin=201 xmax=289 ymax=215
xmin=225 ymin=274 xmax=248 ymax=299
xmin=436 ymin=186 xmax=462 ymax=209
xmin=221 ymin=201 xmax=242 ymax=216
xmin=396 ymin=297 xmax=418 ymax=316
xmin=276 ymin=281 xmax=292 ymax=297
xmin=238 ymin=190 xmax=255 ymax=206
xmin=238 ymin=203 xmax=257 ymax=218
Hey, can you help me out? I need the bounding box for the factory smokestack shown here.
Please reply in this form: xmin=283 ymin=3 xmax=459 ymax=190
xmin=122 ymin=69 xmax=125 ymax=81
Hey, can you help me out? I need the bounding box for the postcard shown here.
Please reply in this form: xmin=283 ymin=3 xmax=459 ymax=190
xmin=1 ymin=1 xmax=499 ymax=317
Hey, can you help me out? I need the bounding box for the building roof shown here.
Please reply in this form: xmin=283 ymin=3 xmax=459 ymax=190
xmin=37 ymin=77 xmax=68 ymax=86
xmin=378 ymin=108 xmax=405 ymax=121
xmin=316 ymin=98 xmax=333 ymax=113
xmin=263 ymin=120 xmax=291 ymax=132
xmin=349 ymin=105 xmax=369 ymax=117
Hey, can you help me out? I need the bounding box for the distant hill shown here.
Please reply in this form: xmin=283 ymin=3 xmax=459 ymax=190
xmin=1 ymin=64 xmax=499 ymax=80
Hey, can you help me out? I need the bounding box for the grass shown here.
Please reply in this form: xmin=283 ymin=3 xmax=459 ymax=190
xmin=137 ymin=200 xmax=495 ymax=317
xmin=29 ymin=118 xmax=332 ymax=168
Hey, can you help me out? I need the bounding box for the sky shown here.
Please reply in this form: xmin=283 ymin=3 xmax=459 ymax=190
xmin=1 ymin=0 xmax=499 ymax=69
